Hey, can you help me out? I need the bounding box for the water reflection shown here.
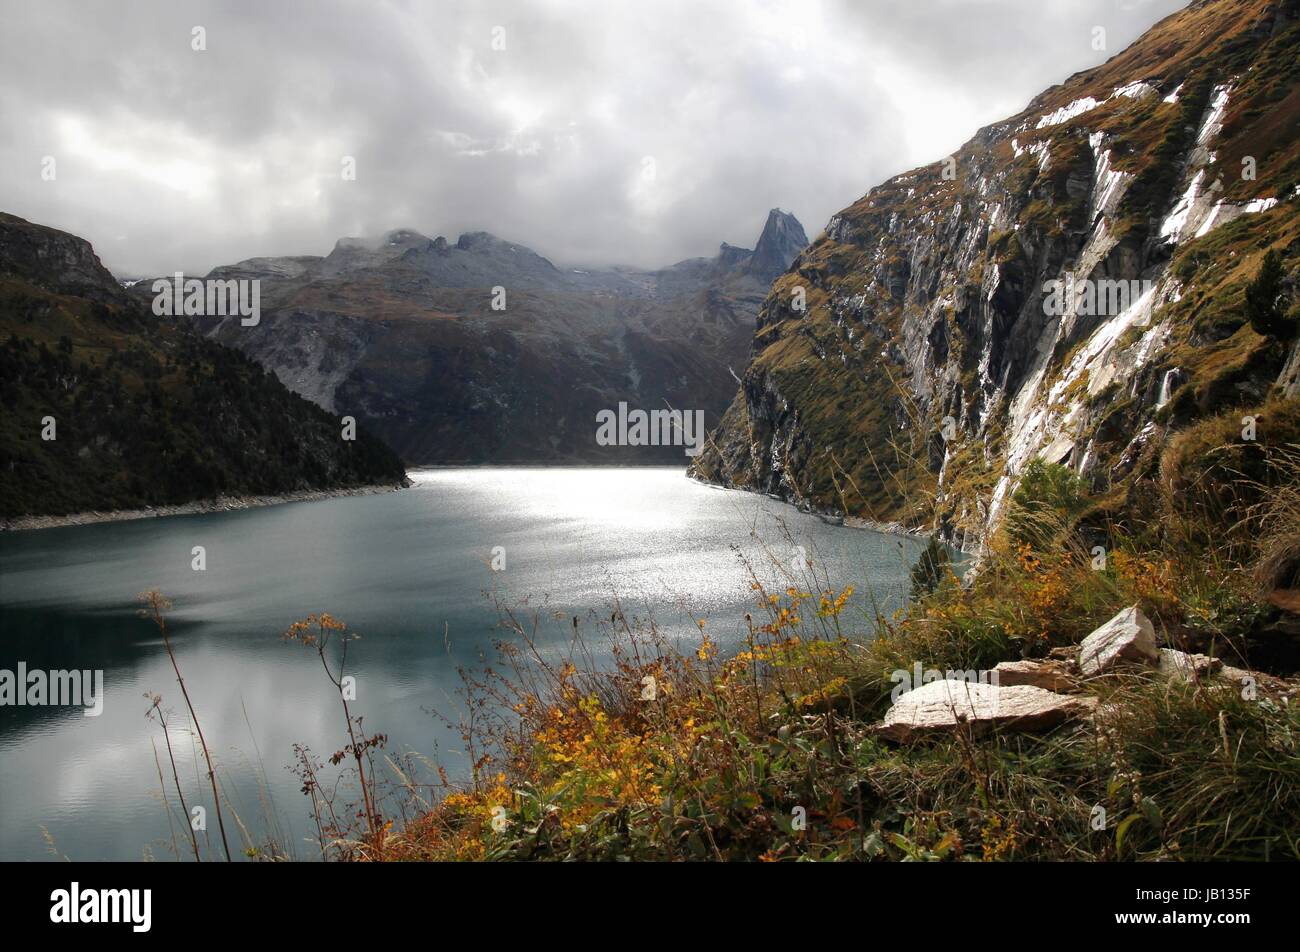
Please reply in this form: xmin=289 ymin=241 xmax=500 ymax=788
xmin=0 ymin=468 xmax=922 ymax=859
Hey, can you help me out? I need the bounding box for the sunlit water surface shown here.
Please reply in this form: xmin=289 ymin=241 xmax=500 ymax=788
xmin=0 ymin=468 xmax=922 ymax=860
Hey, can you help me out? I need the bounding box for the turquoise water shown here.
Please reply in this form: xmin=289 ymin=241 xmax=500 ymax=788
xmin=0 ymin=468 xmax=922 ymax=860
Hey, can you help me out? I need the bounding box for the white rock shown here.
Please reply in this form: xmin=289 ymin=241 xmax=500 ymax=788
xmin=993 ymin=659 xmax=1077 ymax=692
xmin=1218 ymin=664 xmax=1255 ymax=685
xmin=1157 ymin=648 xmax=1221 ymax=680
xmin=1078 ymin=605 xmax=1159 ymax=675
xmin=876 ymin=679 xmax=1097 ymax=743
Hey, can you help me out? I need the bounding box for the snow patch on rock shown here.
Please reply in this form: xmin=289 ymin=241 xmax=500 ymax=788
xmin=1036 ymin=96 xmax=1101 ymax=129
xmin=1113 ymin=81 xmax=1159 ymax=101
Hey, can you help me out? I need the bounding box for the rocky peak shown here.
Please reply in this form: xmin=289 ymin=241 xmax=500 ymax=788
xmin=702 ymin=210 xmax=808 ymax=280
xmin=455 ymin=231 xmax=509 ymax=251
xmin=381 ymin=228 xmax=429 ymax=248
xmin=745 ymin=208 xmax=808 ymax=281
xmin=330 ymin=235 xmax=368 ymax=254
xmin=322 ymin=228 xmax=438 ymax=276
xmin=717 ymin=242 xmax=752 ymax=269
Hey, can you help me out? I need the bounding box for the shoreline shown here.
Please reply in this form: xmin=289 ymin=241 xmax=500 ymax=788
xmin=1 ymin=481 xmax=409 ymax=532
xmin=685 ymin=471 xmax=933 ymax=539
xmin=7 ymin=470 xmax=929 ymax=539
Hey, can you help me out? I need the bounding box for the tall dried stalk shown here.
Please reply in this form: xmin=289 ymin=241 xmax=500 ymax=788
xmin=145 ymin=692 xmax=202 ymax=861
xmin=140 ymin=589 xmax=233 ymax=861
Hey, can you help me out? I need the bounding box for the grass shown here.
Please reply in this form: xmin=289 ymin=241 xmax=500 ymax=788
xmin=121 ymin=434 xmax=1300 ymax=863
xmin=338 ymin=443 xmax=1300 ymax=862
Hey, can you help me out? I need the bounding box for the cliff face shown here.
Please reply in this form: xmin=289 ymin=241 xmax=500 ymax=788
xmin=149 ymin=211 xmax=807 ymax=464
xmin=0 ymin=213 xmax=406 ymax=519
xmin=692 ymin=0 xmax=1300 ymax=550
xmin=0 ymin=213 xmax=131 ymax=307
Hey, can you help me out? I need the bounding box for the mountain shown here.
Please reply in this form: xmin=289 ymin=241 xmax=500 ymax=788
xmin=0 ymin=213 xmax=406 ymax=520
xmin=692 ymin=0 xmax=1300 ymax=550
xmin=143 ymin=211 xmax=807 ymax=463
xmin=745 ymin=209 xmax=809 ymax=281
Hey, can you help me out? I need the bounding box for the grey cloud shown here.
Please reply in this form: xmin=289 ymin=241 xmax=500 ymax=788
xmin=0 ymin=0 xmax=1187 ymax=277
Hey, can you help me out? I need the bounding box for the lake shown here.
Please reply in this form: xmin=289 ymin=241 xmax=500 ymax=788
xmin=0 ymin=467 xmax=922 ymax=860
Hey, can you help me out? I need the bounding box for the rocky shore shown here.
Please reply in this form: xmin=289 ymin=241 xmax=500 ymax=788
xmin=1 ymin=480 xmax=409 ymax=532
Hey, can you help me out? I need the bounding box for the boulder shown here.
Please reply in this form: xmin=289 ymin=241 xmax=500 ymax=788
xmin=1078 ymin=605 xmax=1159 ymax=675
xmin=875 ymin=679 xmax=1098 ymax=743
xmin=1218 ymin=664 xmax=1257 ymax=686
xmin=993 ymin=659 xmax=1077 ymax=692
xmin=1157 ymin=648 xmax=1222 ymax=680
xmin=1217 ymin=664 xmax=1296 ymax=700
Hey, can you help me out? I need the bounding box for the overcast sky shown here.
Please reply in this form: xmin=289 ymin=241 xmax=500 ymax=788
xmin=0 ymin=0 xmax=1187 ymax=277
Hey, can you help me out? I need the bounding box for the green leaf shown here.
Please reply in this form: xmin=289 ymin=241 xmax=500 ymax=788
xmin=1115 ymin=813 xmax=1142 ymax=857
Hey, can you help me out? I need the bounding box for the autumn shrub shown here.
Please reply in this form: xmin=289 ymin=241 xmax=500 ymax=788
xmin=356 ymin=449 xmax=1300 ymax=862
xmin=377 ymin=480 xmax=1295 ymax=861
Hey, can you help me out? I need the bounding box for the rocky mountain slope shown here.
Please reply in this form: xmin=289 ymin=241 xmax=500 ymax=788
xmin=692 ymin=0 xmax=1300 ymax=550
xmin=151 ymin=210 xmax=806 ymax=463
xmin=0 ymin=213 xmax=406 ymax=520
